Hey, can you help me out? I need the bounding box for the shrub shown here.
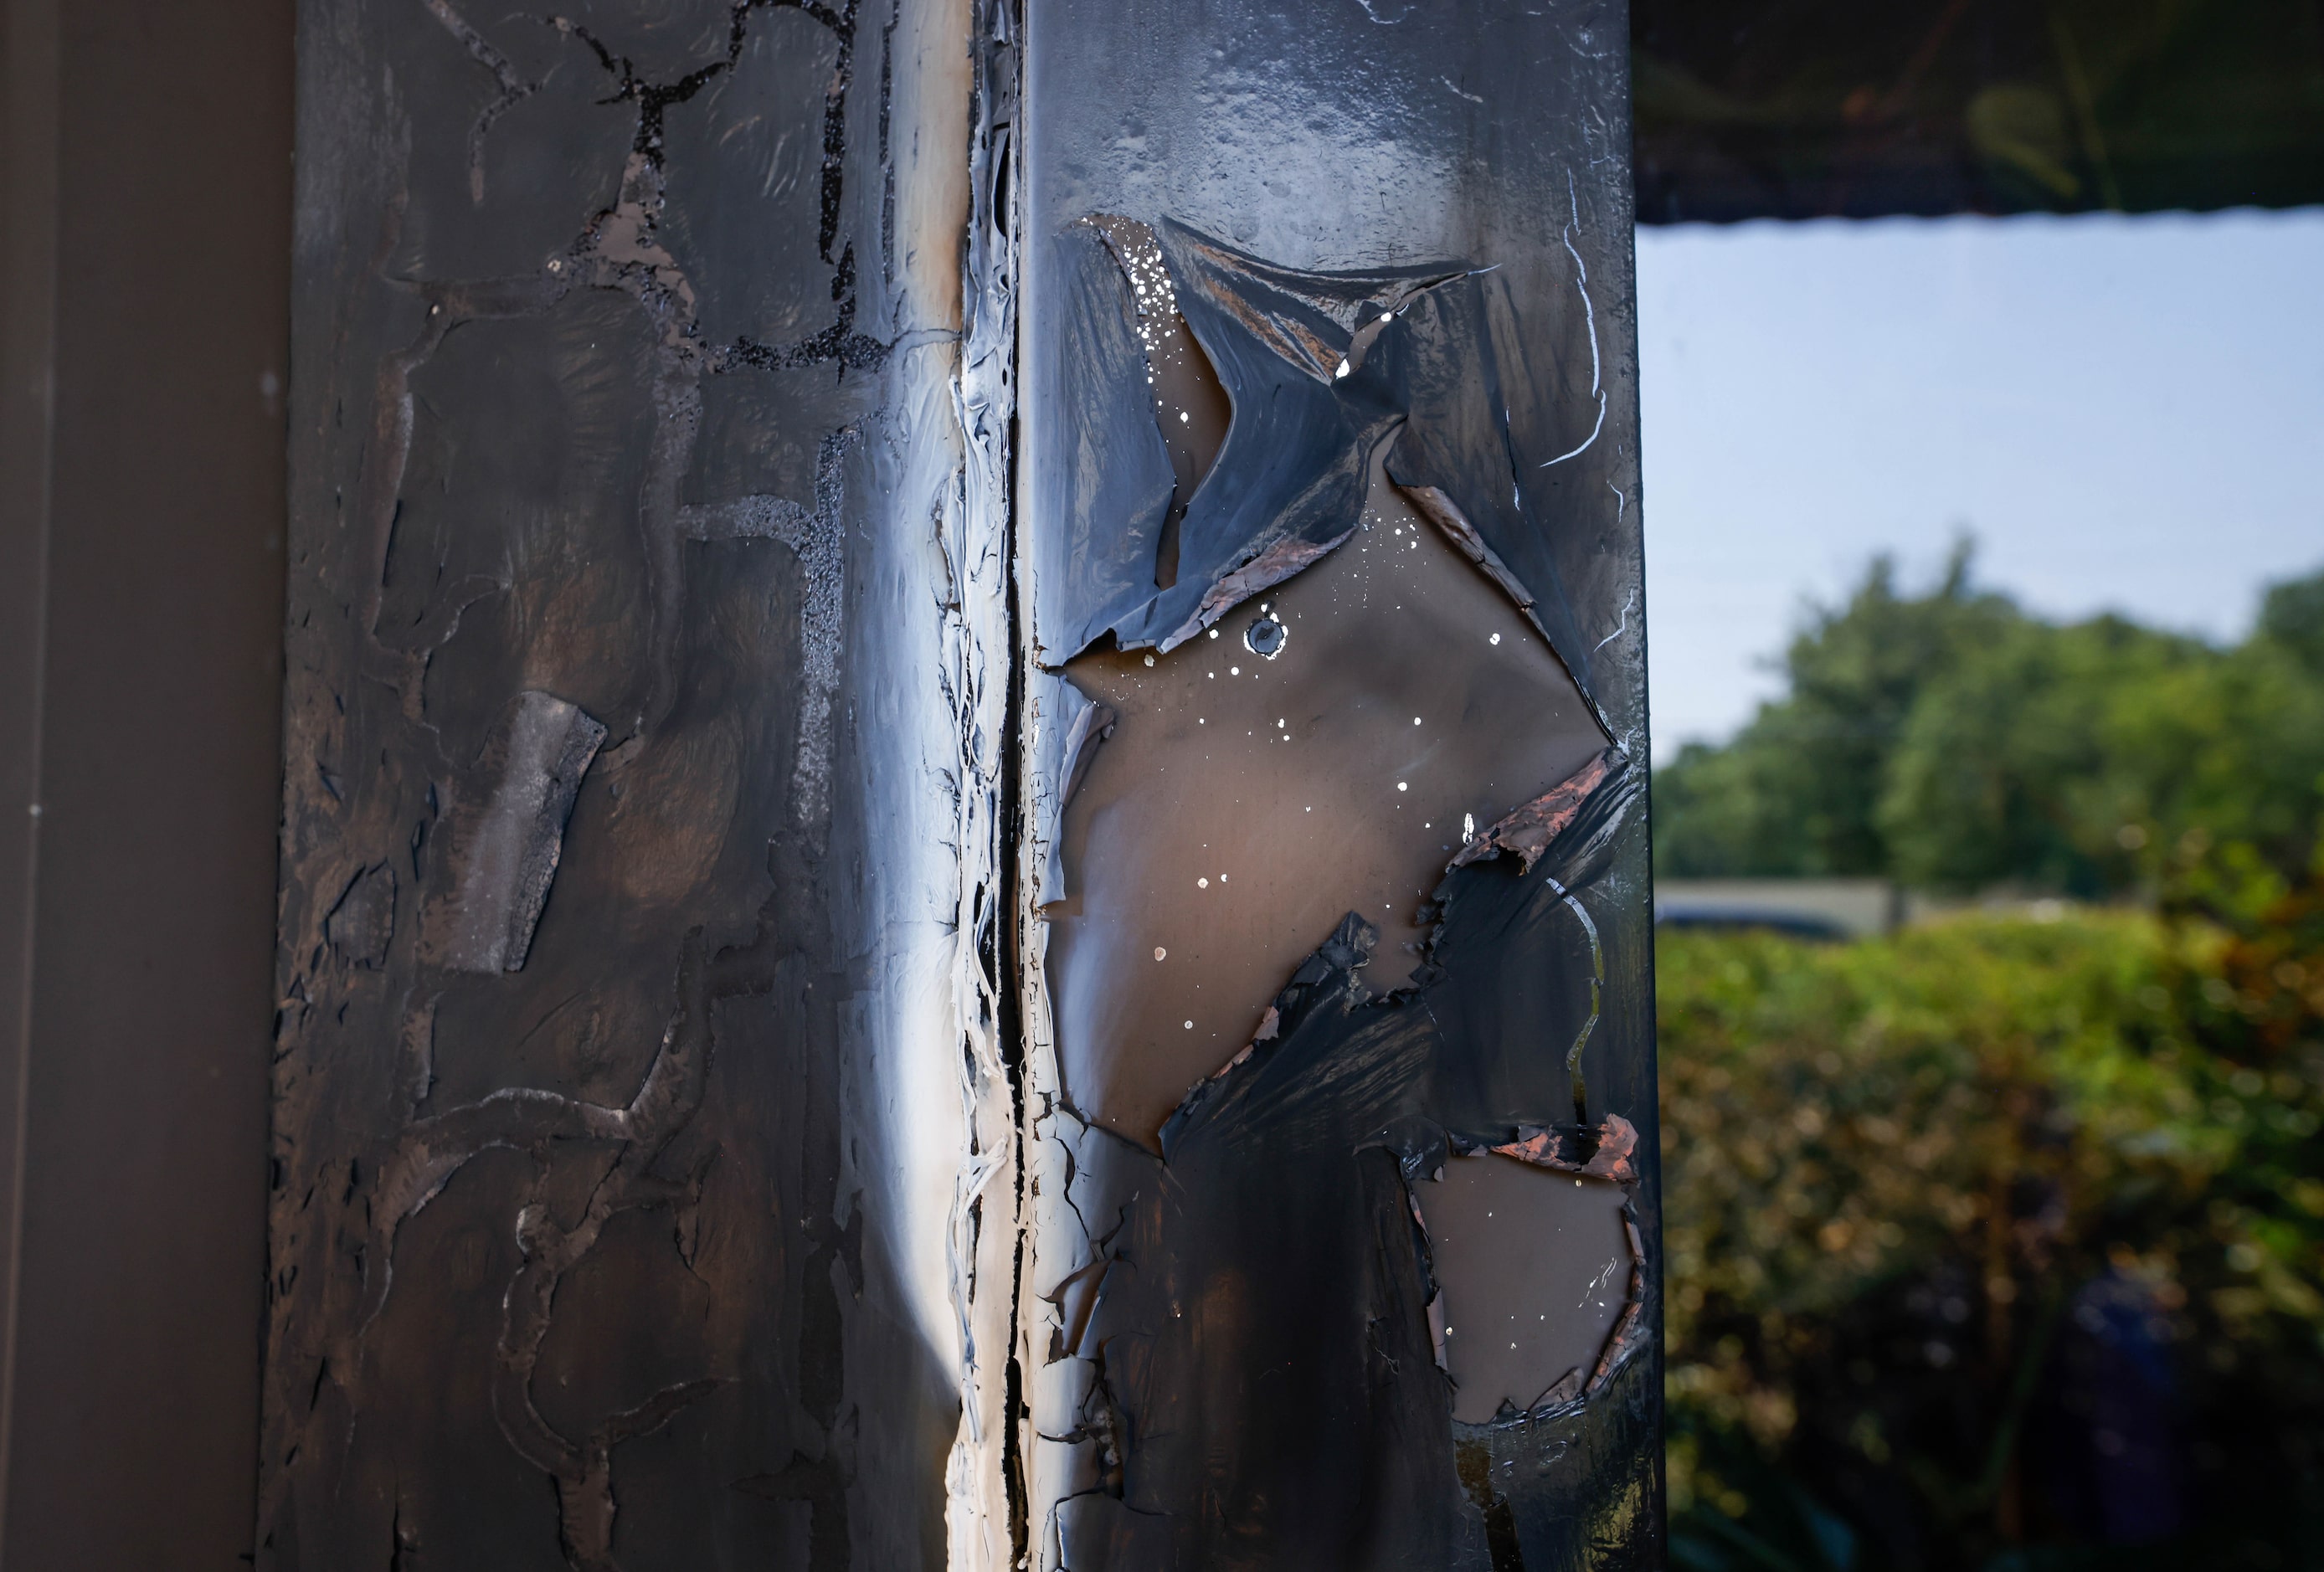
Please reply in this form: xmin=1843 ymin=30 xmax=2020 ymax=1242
xmin=1658 ymin=907 xmax=2324 ymax=1570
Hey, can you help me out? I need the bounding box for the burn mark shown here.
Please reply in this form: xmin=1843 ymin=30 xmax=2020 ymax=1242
xmin=1018 ymin=7 xmax=1652 ymax=1564
xmin=270 ymin=0 xmax=966 ymax=1564
xmin=1047 ymin=756 xmax=1648 ymax=1565
xmin=1031 ymin=220 xmax=1634 ymax=1163
xmin=1449 ymin=749 xmax=1619 ymax=878
xmin=1028 ymin=218 xmax=1619 ymax=729
xmin=1489 ymin=1111 xmax=1640 ymax=1184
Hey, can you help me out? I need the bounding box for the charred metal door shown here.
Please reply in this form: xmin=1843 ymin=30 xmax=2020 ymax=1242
xmin=260 ymin=0 xmax=1656 ymax=1567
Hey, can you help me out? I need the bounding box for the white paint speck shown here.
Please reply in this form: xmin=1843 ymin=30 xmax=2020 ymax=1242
xmin=1396 ymin=782 xmax=1408 ymax=792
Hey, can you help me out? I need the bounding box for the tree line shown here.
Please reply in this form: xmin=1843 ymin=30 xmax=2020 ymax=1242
xmin=1653 ymin=549 xmax=2324 ymax=920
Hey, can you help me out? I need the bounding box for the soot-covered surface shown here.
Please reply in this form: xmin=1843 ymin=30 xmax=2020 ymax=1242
xmin=1018 ymin=2 xmax=1658 ymax=1567
xmin=265 ymin=2 xmax=988 ymax=1567
xmin=1044 ymin=765 xmax=1657 ymax=1570
xmin=269 ymin=0 xmax=1655 ymax=1562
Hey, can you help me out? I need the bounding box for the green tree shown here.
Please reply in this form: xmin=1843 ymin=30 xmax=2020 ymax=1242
xmin=1655 ymin=545 xmax=2018 ymax=878
xmin=2258 ymin=569 xmax=2324 ymax=674
xmin=1657 ymin=555 xmax=2324 ymax=912
xmin=1873 ymin=614 xmax=2202 ymax=896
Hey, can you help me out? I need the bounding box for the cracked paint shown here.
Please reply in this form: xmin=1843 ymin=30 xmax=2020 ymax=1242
xmin=268 ymin=0 xmax=985 ymax=1566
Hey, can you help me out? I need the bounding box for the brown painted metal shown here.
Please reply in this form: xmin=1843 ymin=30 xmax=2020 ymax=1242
xmin=0 ymin=0 xmax=291 ymax=1563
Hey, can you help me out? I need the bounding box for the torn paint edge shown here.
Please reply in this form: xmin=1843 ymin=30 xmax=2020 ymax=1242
xmin=1484 ymin=1110 xmax=1640 ymax=1184
xmin=1447 ymin=747 xmax=1621 ymax=877
xmin=1034 ymin=691 xmax=1115 ymax=908
xmin=1009 ymin=169 xmax=1654 ymax=1572
xmin=943 ymin=5 xmax=1026 ymax=1569
xmin=1154 ymin=526 xmax=1355 ymax=652
xmin=1413 ymin=1122 xmax=1651 ymax=1417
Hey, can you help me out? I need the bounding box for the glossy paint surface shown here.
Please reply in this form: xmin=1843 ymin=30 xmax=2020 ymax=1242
xmin=1019 ymin=1 xmax=1658 ymax=1566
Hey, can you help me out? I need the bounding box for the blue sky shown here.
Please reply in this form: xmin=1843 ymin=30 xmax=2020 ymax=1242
xmin=1635 ymin=208 xmax=2324 ymax=755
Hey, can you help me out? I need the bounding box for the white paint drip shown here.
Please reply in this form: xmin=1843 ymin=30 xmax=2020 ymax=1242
xmin=1592 ymin=587 xmax=1635 ymax=653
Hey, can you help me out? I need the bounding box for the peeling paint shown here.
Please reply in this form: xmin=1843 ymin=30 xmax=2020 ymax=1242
xmin=275 ymin=0 xmax=1651 ymax=1563
xmin=1416 ymin=1153 xmax=1633 ymax=1423
xmin=1449 ymin=749 xmax=1622 ymax=879
xmin=269 ymin=1 xmax=981 ymax=1566
xmin=418 ymin=691 xmax=605 ymax=974
xmin=1015 ymin=1 xmax=1653 ymax=1548
xmin=1046 ymin=446 xmax=1606 ymax=1146
xmin=1026 ymin=747 xmax=1650 ymax=1564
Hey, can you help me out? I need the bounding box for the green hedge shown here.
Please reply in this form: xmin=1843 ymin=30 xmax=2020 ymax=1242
xmin=1658 ymin=908 xmax=2324 ymax=1570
